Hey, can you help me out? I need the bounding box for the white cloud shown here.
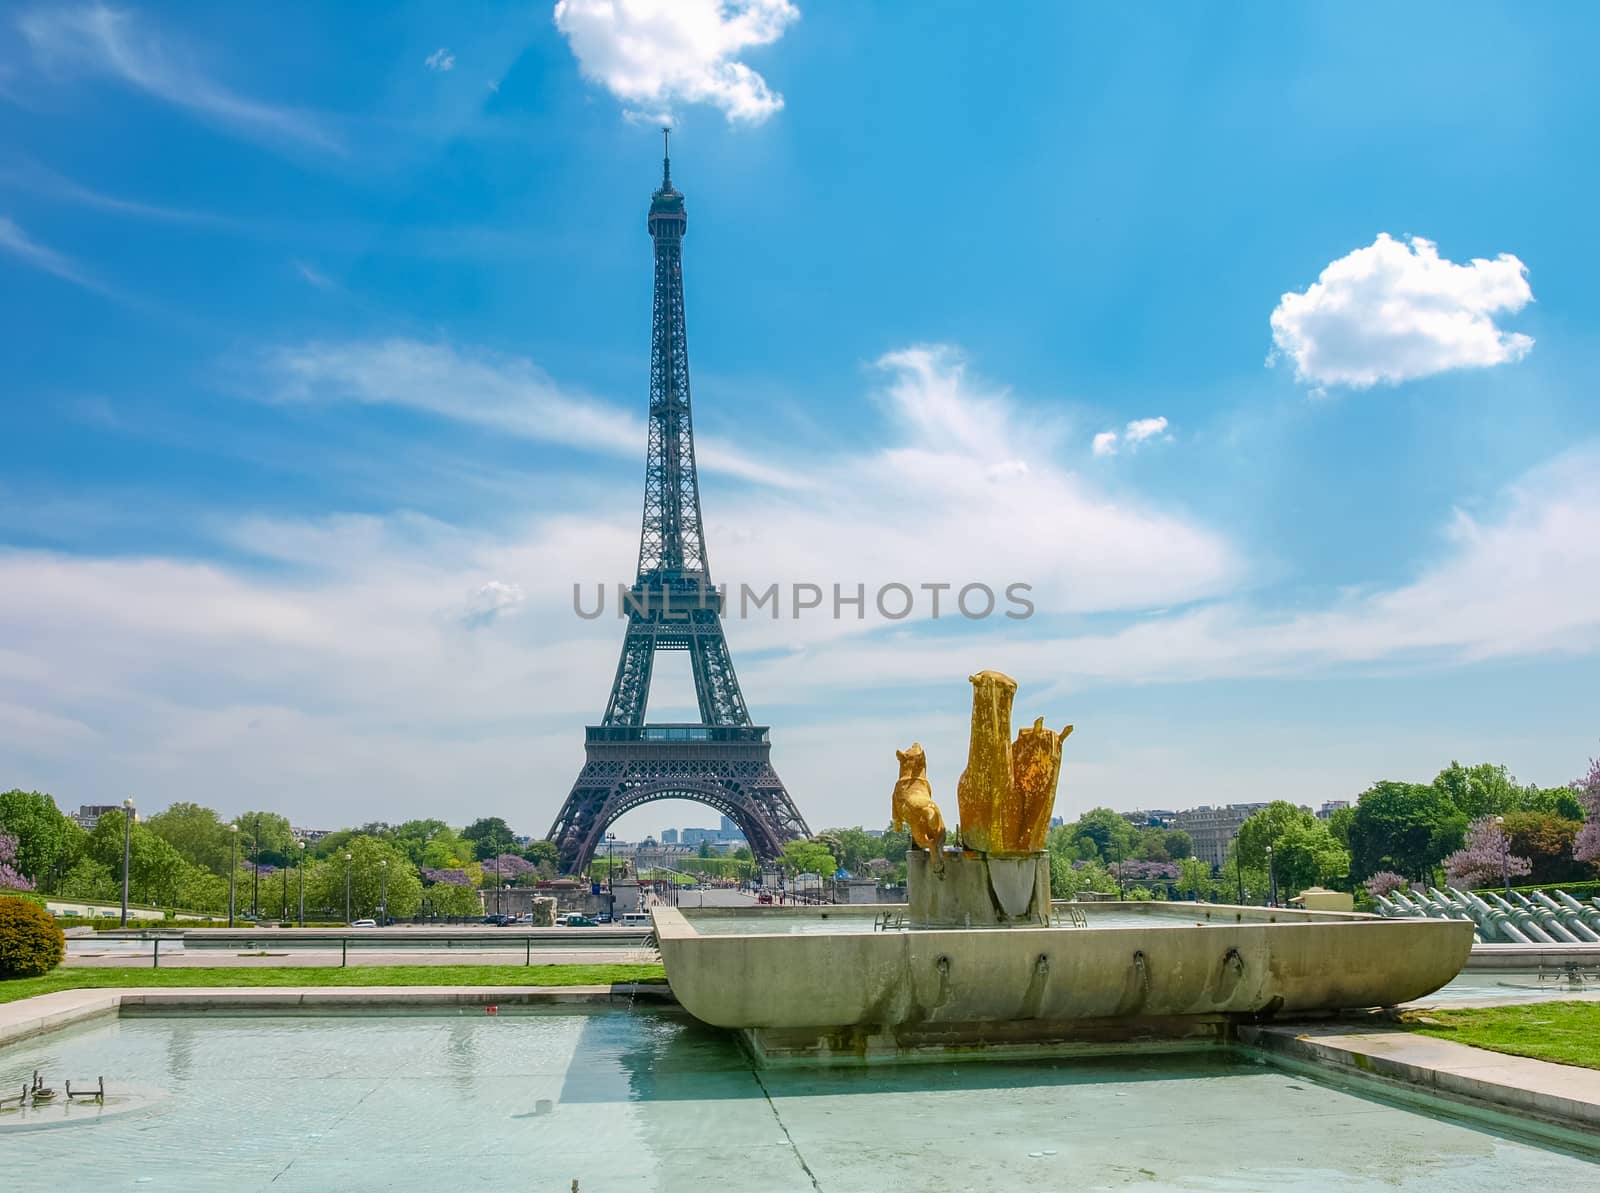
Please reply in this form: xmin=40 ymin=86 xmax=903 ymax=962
xmin=0 ymin=214 xmax=110 ymax=294
xmin=1270 ymin=234 xmax=1533 ymax=390
xmin=463 ymin=580 xmax=526 ymax=627
xmin=1124 ymin=416 xmax=1169 ymax=444
xmin=1091 ymin=415 xmax=1169 ymax=458
xmin=17 ymin=4 xmax=338 ymax=151
xmin=424 ymin=47 xmax=456 ymax=72
xmin=552 ymin=0 xmax=799 ymax=124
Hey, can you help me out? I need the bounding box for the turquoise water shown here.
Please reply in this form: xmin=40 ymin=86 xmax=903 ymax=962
xmin=3 ymin=1008 xmax=1594 ymax=1191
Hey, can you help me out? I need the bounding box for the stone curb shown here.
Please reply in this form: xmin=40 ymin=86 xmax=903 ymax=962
xmin=1239 ymin=1022 xmax=1600 ymax=1144
xmin=0 ymin=983 xmax=676 ymax=1049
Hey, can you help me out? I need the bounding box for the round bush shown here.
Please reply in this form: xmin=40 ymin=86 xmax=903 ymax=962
xmin=0 ymin=895 xmax=66 ymax=978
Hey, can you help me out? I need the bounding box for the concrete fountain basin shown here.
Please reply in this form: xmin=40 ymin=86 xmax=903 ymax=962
xmin=652 ymin=902 xmax=1475 ymax=1062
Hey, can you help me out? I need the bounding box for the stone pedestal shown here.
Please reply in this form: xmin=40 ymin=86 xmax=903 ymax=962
xmin=906 ymin=849 xmax=1050 ymax=927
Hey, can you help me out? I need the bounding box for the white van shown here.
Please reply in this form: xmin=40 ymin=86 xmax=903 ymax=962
xmin=620 ymin=912 xmax=653 ymax=927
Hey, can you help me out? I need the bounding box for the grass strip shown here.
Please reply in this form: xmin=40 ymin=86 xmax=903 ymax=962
xmin=1399 ymin=1001 xmax=1600 ymax=1071
xmin=0 ymin=963 xmax=666 ymax=1005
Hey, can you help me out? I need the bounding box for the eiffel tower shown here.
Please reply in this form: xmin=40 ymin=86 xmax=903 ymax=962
xmin=546 ymin=134 xmax=810 ymax=874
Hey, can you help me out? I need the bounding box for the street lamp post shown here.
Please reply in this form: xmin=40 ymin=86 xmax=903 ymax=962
xmin=606 ymin=832 xmax=617 ymax=920
xmin=1495 ymin=815 xmax=1510 ymax=894
xmin=1235 ymin=858 xmax=1244 ymax=905
xmin=297 ymin=840 xmax=306 ymax=927
xmin=120 ymin=798 xmax=135 ymax=927
xmin=343 ymin=852 xmax=352 ymax=925
xmin=494 ymin=841 xmax=502 ymax=915
xmin=227 ymin=823 xmax=240 ymax=927
xmin=378 ymin=859 xmax=388 ymax=926
xmin=251 ymin=814 xmax=262 ymax=920
xmin=280 ymin=861 xmax=288 ymax=923
xmin=1265 ymin=845 xmax=1278 ymax=908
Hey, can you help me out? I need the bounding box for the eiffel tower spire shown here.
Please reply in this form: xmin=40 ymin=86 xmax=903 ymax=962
xmin=545 ymin=140 xmax=809 ymax=875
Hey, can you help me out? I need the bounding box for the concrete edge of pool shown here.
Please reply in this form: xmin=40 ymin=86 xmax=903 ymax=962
xmin=0 ymin=983 xmax=675 ymax=1049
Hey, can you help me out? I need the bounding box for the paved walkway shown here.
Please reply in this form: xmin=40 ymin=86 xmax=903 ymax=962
xmin=63 ymin=947 xmax=656 ymax=969
xmin=1240 ymin=1021 xmax=1600 ymax=1141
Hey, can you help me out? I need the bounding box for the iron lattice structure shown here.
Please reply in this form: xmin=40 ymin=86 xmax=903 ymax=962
xmin=547 ymin=137 xmax=810 ymax=874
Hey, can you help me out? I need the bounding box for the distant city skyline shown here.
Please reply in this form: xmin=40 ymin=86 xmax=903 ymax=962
xmin=2 ymin=4 xmax=1597 ymax=836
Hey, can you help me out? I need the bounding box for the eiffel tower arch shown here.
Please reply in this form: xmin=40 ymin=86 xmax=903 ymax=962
xmin=546 ymin=134 xmax=810 ymax=875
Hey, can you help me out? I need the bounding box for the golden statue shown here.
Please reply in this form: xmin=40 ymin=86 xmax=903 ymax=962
xmin=956 ymin=670 xmax=1071 ymax=854
xmin=892 ymin=743 xmax=946 ymax=870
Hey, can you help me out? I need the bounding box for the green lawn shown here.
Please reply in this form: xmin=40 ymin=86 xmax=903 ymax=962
xmin=0 ymin=963 xmax=666 ymax=1005
xmin=1400 ymin=1001 xmax=1600 ymax=1070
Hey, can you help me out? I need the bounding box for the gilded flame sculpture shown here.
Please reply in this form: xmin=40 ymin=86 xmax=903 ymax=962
xmin=954 ymin=670 xmax=1072 ymax=855
xmin=893 ymin=670 xmax=1072 ymax=864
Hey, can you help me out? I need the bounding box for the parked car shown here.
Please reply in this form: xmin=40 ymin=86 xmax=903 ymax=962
xmin=481 ymin=914 xmax=511 ymax=926
xmin=350 ymin=918 xmax=377 ymax=928
xmin=593 ymin=913 xmax=613 ymax=924
xmin=559 ymin=914 xmax=598 ymax=927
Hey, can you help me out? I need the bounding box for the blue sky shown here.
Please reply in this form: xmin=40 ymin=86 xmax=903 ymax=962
xmin=2 ymin=2 xmax=1597 ymax=839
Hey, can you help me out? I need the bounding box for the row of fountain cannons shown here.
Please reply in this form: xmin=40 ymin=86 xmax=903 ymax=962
xmin=1374 ymin=886 xmax=1600 ymax=944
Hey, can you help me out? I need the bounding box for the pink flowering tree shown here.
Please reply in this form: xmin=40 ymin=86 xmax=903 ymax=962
xmin=1363 ymin=871 xmax=1409 ymax=899
xmin=1573 ymin=757 xmax=1600 ymax=867
xmin=480 ymin=853 xmax=535 ymax=884
xmin=0 ymin=832 xmax=34 ymax=891
xmin=1443 ymin=816 xmax=1532 ymax=889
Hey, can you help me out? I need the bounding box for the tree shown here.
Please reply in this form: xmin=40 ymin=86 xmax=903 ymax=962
xmin=1500 ymin=812 xmax=1585 ymax=884
xmin=1431 ymin=762 xmax=1523 ymax=819
xmin=779 ymin=840 xmax=836 ymax=877
xmin=0 ymin=833 xmax=33 ymax=891
xmin=1573 ymin=756 xmax=1600 ymax=868
xmin=1231 ymin=803 xmax=1352 ymax=893
xmin=697 ymin=840 xmax=712 ymax=859
xmin=0 ymin=790 xmax=75 ymax=885
xmin=1347 ymin=781 xmax=1467 ymax=882
xmin=304 ymin=836 xmax=421 ymax=920
xmin=523 ymin=840 xmax=560 ymax=868
xmin=463 ymin=818 xmax=516 ymax=860
xmin=237 ymin=811 xmax=296 ymax=867
xmin=1067 ymin=808 xmax=1137 ymax=862
xmin=425 ymin=880 xmax=481 ymax=918
xmin=1163 ymin=829 xmax=1193 ymax=861
xmin=1443 ymin=816 xmax=1532 ymax=889
xmin=1174 ymin=858 xmax=1215 ymax=901
xmin=57 ymin=857 xmax=116 ymax=901
xmin=1364 ymin=871 xmax=1409 ymax=898
xmin=391 ymin=819 xmax=452 ymax=865
xmin=823 ymin=827 xmax=875 ymax=873
xmin=1325 ymin=805 xmax=1356 ymax=848
xmin=145 ymin=802 xmax=232 ymax=874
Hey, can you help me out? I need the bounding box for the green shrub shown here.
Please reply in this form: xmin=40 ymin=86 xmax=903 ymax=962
xmin=0 ymin=888 xmax=47 ymax=908
xmin=0 ymin=895 xmax=66 ymax=978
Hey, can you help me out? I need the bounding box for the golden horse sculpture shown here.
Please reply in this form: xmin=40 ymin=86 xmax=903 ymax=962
xmin=955 ymin=670 xmax=1072 ymax=855
xmin=891 ymin=743 xmax=947 ymax=871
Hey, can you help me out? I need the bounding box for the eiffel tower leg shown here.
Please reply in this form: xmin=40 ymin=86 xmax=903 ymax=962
xmin=547 ymin=741 xmax=811 ymax=875
xmin=688 ymin=609 xmax=750 ymax=726
xmin=602 ymin=617 xmax=655 ymax=727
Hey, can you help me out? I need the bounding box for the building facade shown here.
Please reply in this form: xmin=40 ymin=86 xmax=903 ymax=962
xmin=1174 ymin=803 xmax=1270 ymax=867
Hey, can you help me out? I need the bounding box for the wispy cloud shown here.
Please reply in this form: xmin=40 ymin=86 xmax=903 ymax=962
xmin=1091 ymin=415 xmax=1170 ymax=457
xmin=1270 ymin=234 xmax=1533 ymax=391
xmin=266 ymin=338 xmax=807 ymax=488
xmin=553 ymin=0 xmax=799 ymax=125
xmin=0 ymin=214 xmax=112 ymax=295
xmin=17 ymin=4 xmax=340 ymax=152
xmin=293 ymin=260 xmax=335 ymax=290
xmin=424 ymin=47 xmax=455 ymax=73
xmin=0 ymin=161 xmax=238 ymax=226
